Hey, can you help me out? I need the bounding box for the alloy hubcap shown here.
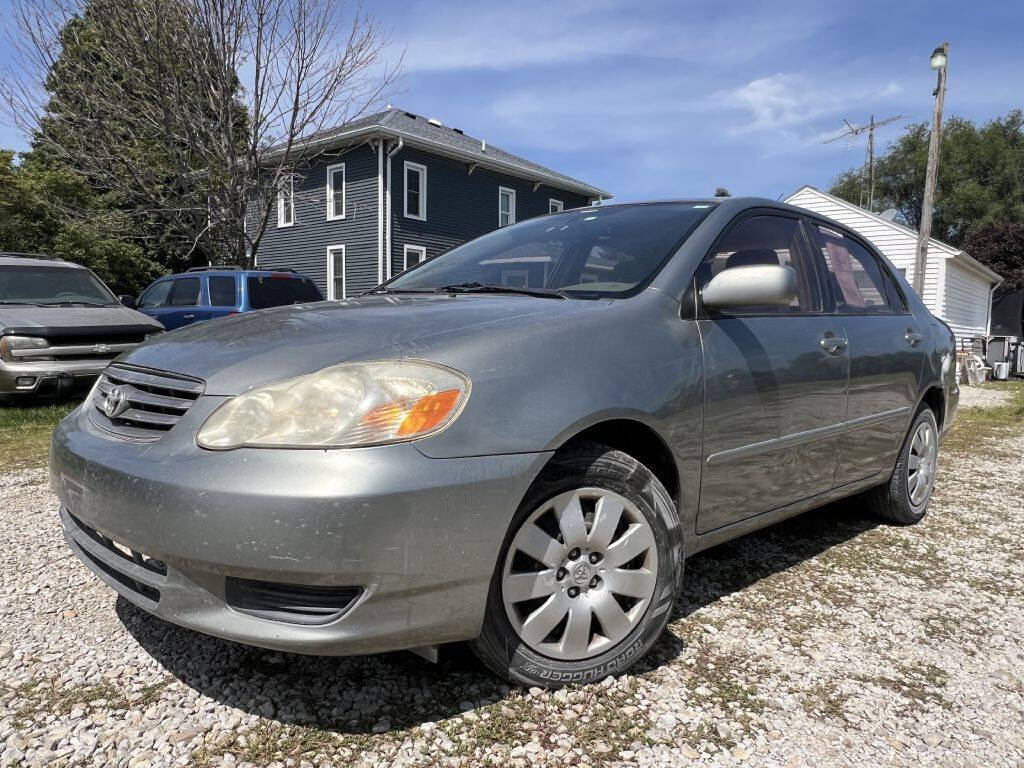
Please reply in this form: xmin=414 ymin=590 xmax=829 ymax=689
xmin=907 ymin=421 xmax=938 ymax=506
xmin=501 ymin=488 xmax=658 ymax=661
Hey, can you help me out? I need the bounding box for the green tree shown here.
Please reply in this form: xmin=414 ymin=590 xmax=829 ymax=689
xmin=828 ymin=111 xmax=1024 ymax=247
xmin=963 ymin=222 xmax=1024 ymax=293
xmin=714 ymin=186 xmax=732 ymax=197
xmin=0 ymin=149 xmax=161 ymax=294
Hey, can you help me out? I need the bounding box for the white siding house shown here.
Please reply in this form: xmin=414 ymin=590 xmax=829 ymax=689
xmin=785 ymin=186 xmax=1003 ymax=340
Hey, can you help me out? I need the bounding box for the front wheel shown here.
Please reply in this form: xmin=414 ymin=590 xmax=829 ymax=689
xmin=471 ymin=443 xmax=681 ymax=687
xmin=865 ymin=405 xmax=939 ymax=525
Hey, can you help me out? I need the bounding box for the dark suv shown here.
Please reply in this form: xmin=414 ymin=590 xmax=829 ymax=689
xmin=132 ymin=267 xmax=323 ymax=330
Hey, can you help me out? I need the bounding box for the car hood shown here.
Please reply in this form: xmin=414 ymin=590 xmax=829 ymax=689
xmin=0 ymin=305 xmax=163 ymax=334
xmin=120 ymin=294 xmax=611 ymax=395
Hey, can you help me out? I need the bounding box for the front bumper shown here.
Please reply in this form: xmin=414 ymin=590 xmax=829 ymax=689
xmin=0 ymin=358 xmax=110 ymax=395
xmin=51 ymin=401 xmax=549 ymax=655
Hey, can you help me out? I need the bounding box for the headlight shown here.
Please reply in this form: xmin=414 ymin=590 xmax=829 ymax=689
xmin=0 ymin=335 xmax=50 ymax=361
xmin=196 ymin=360 xmax=470 ymax=449
xmin=144 ymin=331 xmax=163 ymax=340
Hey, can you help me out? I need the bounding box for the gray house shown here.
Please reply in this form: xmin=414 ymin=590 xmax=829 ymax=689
xmin=253 ymin=108 xmax=611 ymax=299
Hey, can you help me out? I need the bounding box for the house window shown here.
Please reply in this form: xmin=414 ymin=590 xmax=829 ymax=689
xmin=277 ymin=174 xmax=294 ymax=228
xmin=403 ymin=244 xmax=427 ymax=271
xmin=404 ymin=161 xmax=427 ymax=220
xmin=499 ymin=187 xmax=516 ymax=227
xmin=549 ymin=199 xmax=564 ymax=214
xmin=327 ymin=245 xmax=345 ymax=300
xmin=326 ymin=163 xmax=346 ymax=220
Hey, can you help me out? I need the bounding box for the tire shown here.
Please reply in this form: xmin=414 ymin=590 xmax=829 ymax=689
xmin=471 ymin=442 xmax=682 ymax=688
xmin=865 ymin=405 xmax=939 ymax=525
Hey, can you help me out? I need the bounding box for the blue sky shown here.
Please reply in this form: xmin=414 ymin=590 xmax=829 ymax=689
xmin=1 ymin=0 xmax=1020 ymax=201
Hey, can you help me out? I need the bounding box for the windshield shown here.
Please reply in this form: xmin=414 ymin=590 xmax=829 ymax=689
xmin=0 ymin=265 xmax=118 ymax=306
xmin=384 ymin=202 xmax=714 ymax=297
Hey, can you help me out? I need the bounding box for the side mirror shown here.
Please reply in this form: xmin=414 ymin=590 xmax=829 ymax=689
xmin=701 ymin=264 xmax=798 ymax=310
xmin=118 ymin=294 xmax=137 ymax=309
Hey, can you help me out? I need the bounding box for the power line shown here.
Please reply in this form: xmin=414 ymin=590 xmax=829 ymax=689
xmin=824 ymin=114 xmax=905 ymax=212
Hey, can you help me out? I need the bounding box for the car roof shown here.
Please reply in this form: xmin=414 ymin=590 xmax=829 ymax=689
xmin=0 ymin=253 xmax=84 ymax=269
xmin=158 ymin=269 xmax=310 ymax=279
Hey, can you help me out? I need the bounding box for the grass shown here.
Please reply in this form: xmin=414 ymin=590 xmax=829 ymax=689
xmin=944 ymin=381 xmax=1024 ymax=453
xmin=0 ymin=400 xmax=79 ymax=471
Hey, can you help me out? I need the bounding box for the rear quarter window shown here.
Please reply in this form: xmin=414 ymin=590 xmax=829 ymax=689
xmin=247 ymin=276 xmax=322 ymax=309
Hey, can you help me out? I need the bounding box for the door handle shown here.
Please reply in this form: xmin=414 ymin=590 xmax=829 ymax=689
xmin=820 ymin=335 xmax=848 ymax=354
xmin=182 ymin=314 xmax=195 ymax=319
xmin=904 ymin=329 xmax=923 ymax=346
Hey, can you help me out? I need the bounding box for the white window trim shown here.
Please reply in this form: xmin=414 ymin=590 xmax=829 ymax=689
xmin=277 ymin=175 xmax=294 ymax=228
xmin=326 ymin=244 xmax=346 ymax=300
xmin=499 ymin=186 xmax=516 ymax=227
xmin=404 ymin=161 xmax=427 ymax=220
xmin=549 ymin=198 xmax=564 ymax=214
xmin=326 ymin=162 xmax=346 ymax=220
xmin=403 ymin=244 xmax=427 ymax=271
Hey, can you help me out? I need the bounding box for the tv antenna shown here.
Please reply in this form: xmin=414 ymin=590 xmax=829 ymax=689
xmin=825 ymin=114 xmax=905 ymax=212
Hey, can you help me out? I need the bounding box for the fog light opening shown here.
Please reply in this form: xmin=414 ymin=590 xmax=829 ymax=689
xmin=14 ymin=376 xmax=36 ymax=389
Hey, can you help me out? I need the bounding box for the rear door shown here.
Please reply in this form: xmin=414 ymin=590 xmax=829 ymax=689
xmin=206 ymin=275 xmax=240 ymax=320
xmin=807 ymin=221 xmax=925 ymax=484
xmin=695 ymin=212 xmax=849 ymax=533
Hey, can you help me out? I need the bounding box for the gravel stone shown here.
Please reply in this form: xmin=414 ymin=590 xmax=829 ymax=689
xmin=2 ymin=391 xmax=1023 ymax=767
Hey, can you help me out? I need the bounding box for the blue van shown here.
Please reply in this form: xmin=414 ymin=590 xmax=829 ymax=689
xmin=131 ymin=267 xmax=323 ymax=330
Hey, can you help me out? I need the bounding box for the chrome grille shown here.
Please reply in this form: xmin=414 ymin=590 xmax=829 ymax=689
xmin=89 ymin=364 xmax=204 ymax=440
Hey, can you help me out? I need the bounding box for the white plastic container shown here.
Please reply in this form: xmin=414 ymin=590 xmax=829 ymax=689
xmin=993 ymin=361 xmax=1011 ymax=380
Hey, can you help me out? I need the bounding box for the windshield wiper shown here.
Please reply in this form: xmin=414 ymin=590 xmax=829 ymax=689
xmin=432 ymin=282 xmax=567 ymax=299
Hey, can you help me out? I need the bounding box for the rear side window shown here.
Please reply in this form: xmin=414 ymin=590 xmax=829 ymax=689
xmin=813 ymin=225 xmax=896 ymax=313
xmin=138 ymin=281 xmax=172 ymax=308
xmin=208 ymin=276 xmax=238 ymax=307
xmin=167 ymin=277 xmax=200 ymax=307
xmin=247 ymin=276 xmax=322 ymax=310
xmin=697 ymin=214 xmax=821 ymax=313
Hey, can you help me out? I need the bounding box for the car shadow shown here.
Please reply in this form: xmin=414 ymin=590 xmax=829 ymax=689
xmin=116 ymin=496 xmax=879 ymax=734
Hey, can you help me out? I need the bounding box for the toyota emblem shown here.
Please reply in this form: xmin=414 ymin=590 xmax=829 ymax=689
xmin=103 ymin=385 xmax=128 ymax=418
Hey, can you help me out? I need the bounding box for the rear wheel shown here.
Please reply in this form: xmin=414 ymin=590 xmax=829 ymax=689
xmin=866 ymin=406 xmax=939 ymax=525
xmin=472 ymin=442 xmax=681 ymax=687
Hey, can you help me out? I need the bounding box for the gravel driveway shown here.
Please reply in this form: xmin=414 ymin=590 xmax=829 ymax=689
xmin=2 ymin=389 xmax=1023 ymax=768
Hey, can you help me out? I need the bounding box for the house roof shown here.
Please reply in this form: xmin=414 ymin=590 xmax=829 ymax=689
xmin=271 ymin=107 xmax=611 ymax=199
xmin=786 ymin=185 xmax=1003 ymax=284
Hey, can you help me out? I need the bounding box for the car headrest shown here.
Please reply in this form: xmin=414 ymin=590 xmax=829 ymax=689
xmin=725 ymin=249 xmax=780 ymax=269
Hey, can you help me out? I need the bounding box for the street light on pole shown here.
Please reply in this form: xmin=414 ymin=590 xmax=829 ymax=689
xmin=913 ymin=42 xmax=950 ymax=296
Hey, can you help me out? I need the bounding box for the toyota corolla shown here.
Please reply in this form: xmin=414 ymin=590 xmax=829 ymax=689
xmin=51 ymin=198 xmax=957 ymax=686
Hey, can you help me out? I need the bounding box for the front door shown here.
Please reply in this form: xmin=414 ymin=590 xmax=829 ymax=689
xmin=807 ymin=221 xmax=925 ymax=484
xmin=696 ymin=213 xmax=850 ymax=533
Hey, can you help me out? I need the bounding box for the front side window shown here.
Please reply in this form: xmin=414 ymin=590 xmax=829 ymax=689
xmin=137 ymin=280 xmax=172 ymax=309
xmin=0 ymin=265 xmax=118 ymax=306
xmin=326 ymin=163 xmax=345 ymax=220
xmin=208 ymin=276 xmax=238 ymax=307
xmin=813 ymin=225 xmax=897 ymax=313
xmin=384 ymin=202 xmax=714 ymax=298
xmin=404 ymin=162 xmax=426 ymax=220
xmin=499 ymin=187 xmax=516 ymax=227
xmin=549 ymin=199 xmax=564 ymax=214
xmin=277 ymin=174 xmax=294 ymax=227
xmin=697 ymin=215 xmax=821 ymax=313
xmin=167 ymin=277 xmax=200 ymax=307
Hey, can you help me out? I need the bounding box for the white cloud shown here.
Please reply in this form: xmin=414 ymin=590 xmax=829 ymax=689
xmin=392 ymin=0 xmax=831 ymax=72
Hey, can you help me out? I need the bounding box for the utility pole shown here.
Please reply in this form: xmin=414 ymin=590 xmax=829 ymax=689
xmin=913 ymin=42 xmax=950 ymax=296
xmin=824 ymin=113 xmax=905 ymax=212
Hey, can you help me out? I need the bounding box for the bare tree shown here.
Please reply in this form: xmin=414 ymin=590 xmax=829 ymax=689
xmin=1 ymin=0 xmax=399 ymax=267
